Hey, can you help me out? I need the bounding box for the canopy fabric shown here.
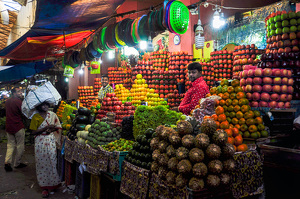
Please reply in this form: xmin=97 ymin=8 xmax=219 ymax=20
xmin=0 ymin=0 xmax=125 ymax=61
xmin=0 ymin=61 xmax=55 ymax=83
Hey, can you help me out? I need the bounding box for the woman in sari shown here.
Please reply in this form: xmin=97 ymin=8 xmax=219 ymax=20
xmin=29 ymin=102 xmax=62 ymax=198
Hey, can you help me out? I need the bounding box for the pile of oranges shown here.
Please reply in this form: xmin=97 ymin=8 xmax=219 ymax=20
xmin=207 ymin=79 xmax=268 ymax=140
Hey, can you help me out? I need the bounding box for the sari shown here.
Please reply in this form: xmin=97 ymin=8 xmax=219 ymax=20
xmin=29 ymin=111 xmax=62 ymax=189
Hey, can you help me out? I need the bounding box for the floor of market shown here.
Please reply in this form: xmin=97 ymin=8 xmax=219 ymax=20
xmin=0 ymin=132 xmax=74 ymax=199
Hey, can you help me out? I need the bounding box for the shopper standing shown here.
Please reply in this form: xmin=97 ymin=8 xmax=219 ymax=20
xmin=98 ymin=74 xmax=114 ymax=102
xmin=4 ymin=87 xmax=27 ymax=172
xmin=30 ymin=102 xmax=62 ymax=198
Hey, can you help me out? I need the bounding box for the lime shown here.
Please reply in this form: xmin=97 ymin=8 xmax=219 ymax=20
xmin=282 ymin=27 xmax=290 ymax=33
xmin=270 ymin=23 xmax=276 ymax=30
xmin=282 ymin=20 xmax=289 ymax=27
xmin=290 ymin=19 xmax=297 ymax=26
xmin=250 ymin=132 xmax=258 ymax=139
xmin=243 ymin=131 xmax=250 ymax=138
xmin=290 ymin=26 xmax=297 ymax=32
xmin=281 ymin=13 xmax=288 ymax=20
xmin=288 ymin=12 xmax=296 ymax=19
xmin=261 ymin=130 xmax=268 ymax=137
xmin=275 ymin=22 xmax=282 ymax=28
xmin=275 ymin=28 xmax=282 ymax=34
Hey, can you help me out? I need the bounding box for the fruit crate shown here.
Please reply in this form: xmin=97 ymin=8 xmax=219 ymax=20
xmin=65 ymin=160 xmax=76 ymax=186
xmin=90 ymin=174 xmax=101 ymax=199
xmin=107 ymin=151 xmax=128 ymax=181
xmin=120 ymin=161 xmax=151 ymax=199
xmin=57 ymin=149 xmax=65 ymax=182
xmin=263 ymin=108 xmax=296 ymax=135
xmin=186 ymin=186 xmax=232 ymax=199
xmin=75 ymin=162 xmax=91 ymax=199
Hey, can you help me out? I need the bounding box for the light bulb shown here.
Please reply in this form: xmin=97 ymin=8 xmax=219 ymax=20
xmin=65 ymin=77 xmax=69 ymax=82
xmin=195 ymin=19 xmax=205 ymax=49
xmin=213 ymin=11 xmax=225 ymax=29
xmin=139 ymin=41 xmax=147 ymax=50
xmin=79 ymin=68 xmax=84 ymax=74
xmin=108 ymin=50 xmax=115 ymax=59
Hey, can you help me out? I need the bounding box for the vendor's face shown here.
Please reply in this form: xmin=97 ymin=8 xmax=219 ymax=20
xmin=14 ymin=88 xmax=23 ymax=99
xmin=188 ymin=69 xmax=202 ymax=82
xmin=101 ymin=77 xmax=109 ymax=87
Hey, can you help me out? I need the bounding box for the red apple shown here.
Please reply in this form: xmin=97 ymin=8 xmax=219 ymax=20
xmin=281 ymin=77 xmax=288 ymax=85
xmin=251 ymin=101 xmax=259 ymax=107
xmin=263 ymin=68 xmax=272 ymax=76
xmin=252 ymin=92 xmax=261 ymax=101
xmin=287 ymin=94 xmax=293 ymax=101
xmin=261 ymin=93 xmax=270 ymax=101
xmin=254 ymin=68 xmax=263 ymax=77
xmin=246 ymin=77 xmax=253 ymax=85
xmin=263 ymin=77 xmax=273 ymax=84
xmin=246 ymin=92 xmax=252 ymax=100
xmin=245 ymin=85 xmax=252 ymax=92
xmin=287 ymin=86 xmax=294 ymax=94
xmin=273 ymin=77 xmax=282 ymax=84
xmin=240 ymin=78 xmax=246 ymax=86
xmin=272 ymin=85 xmax=281 ymax=93
xmin=285 ymin=102 xmax=291 ymax=108
xmin=253 ymin=85 xmax=262 ymax=92
xmin=278 ymin=102 xmax=285 ymax=108
xmin=287 ymin=70 xmax=292 ymax=77
xmin=270 ymin=93 xmax=280 ymax=101
xmin=263 ymin=85 xmax=272 ymax=92
xmin=269 ymin=101 xmax=278 ymax=108
xmin=259 ymin=101 xmax=269 ymax=107
xmin=280 ymin=94 xmax=288 ymax=102
xmin=253 ymin=77 xmax=262 ymax=84
xmin=272 ymin=69 xmax=281 ymax=77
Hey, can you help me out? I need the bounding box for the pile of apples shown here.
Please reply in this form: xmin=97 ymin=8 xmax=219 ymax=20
xmin=150 ymin=50 xmax=169 ymax=69
xmin=133 ymin=59 xmax=153 ymax=84
xmin=211 ymin=50 xmax=233 ymax=81
xmin=78 ymin=86 xmax=94 ymax=107
xmin=96 ymin=93 xmax=135 ymax=123
xmin=108 ymin=67 xmax=132 ymax=89
xmin=149 ymin=70 xmax=178 ymax=98
xmin=167 ymin=89 xmax=184 ymax=108
xmin=201 ymin=62 xmax=215 ymax=87
xmin=232 ymin=45 xmax=262 ymax=79
xmin=240 ymin=65 xmax=293 ymax=108
xmin=169 ymin=51 xmax=193 ymax=84
xmin=94 ymin=78 xmax=102 ymax=96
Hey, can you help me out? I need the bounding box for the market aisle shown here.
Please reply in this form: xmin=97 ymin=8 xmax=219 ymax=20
xmin=0 ymin=142 xmax=74 ymax=199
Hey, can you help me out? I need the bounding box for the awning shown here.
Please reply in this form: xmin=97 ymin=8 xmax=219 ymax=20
xmin=0 ymin=61 xmax=55 ymax=83
xmin=0 ymin=0 xmax=125 ymax=61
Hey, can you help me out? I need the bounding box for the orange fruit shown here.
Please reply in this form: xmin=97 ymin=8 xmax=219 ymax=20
xmin=246 ymin=118 xmax=255 ymax=126
xmin=233 ymin=145 xmax=237 ymax=151
xmin=228 ymin=136 xmax=235 ymax=145
xmin=219 ymin=99 xmax=226 ymax=106
xmin=232 ymin=99 xmax=239 ymax=106
xmin=244 ymin=111 xmax=254 ymax=119
xmin=253 ymin=110 xmax=261 ymax=117
xmin=220 ymin=121 xmax=229 ymax=129
xmin=218 ymin=114 xmax=227 ymax=122
xmin=210 ymin=87 xmax=217 ymax=94
xmin=229 ymin=112 xmax=236 ymax=118
xmin=206 ymin=93 xmax=212 ymax=97
xmin=215 ymin=121 xmax=220 ymax=128
xmin=236 ymin=92 xmax=246 ymax=99
xmin=235 ymin=124 xmax=241 ymax=130
xmin=233 ymin=105 xmax=241 ymax=112
xmin=215 ymin=106 xmax=224 ymax=115
xmin=236 ymin=111 xmax=244 ymax=119
xmin=230 ymin=93 xmax=236 ymax=99
xmin=257 ymin=124 xmax=265 ymax=131
xmin=235 ymin=86 xmax=244 ymax=93
xmin=222 ymin=93 xmax=230 ymax=100
xmin=203 ymin=115 xmax=211 ymax=120
xmin=218 ymin=93 xmax=224 ymax=98
xmin=211 ymin=114 xmax=218 ymax=121
xmin=239 ymin=118 xmax=246 ymax=125
xmin=240 ymin=124 xmax=248 ymax=132
xmin=255 ymin=117 xmax=263 ymax=124
xmin=234 ymin=135 xmax=243 ymax=146
xmin=221 ymin=79 xmax=229 ymax=86
xmin=231 ymin=79 xmax=240 ymax=87
xmin=231 ymin=127 xmax=240 ymax=137
xmin=227 ymin=86 xmax=234 ymax=93
xmin=229 ymin=124 xmax=234 ymax=129
xmin=223 ymin=105 xmax=228 ymax=112
xmin=241 ymin=105 xmax=251 ymax=113
xmin=248 ymin=125 xmax=258 ymax=133
xmin=237 ymin=144 xmax=248 ymax=152
xmin=231 ymin=118 xmax=239 ymax=125
xmin=227 ymin=105 xmax=234 ymax=112
xmin=225 ymin=99 xmax=232 ymax=106
xmin=225 ymin=129 xmax=233 ymax=137
xmin=226 ymin=117 xmax=232 ymax=123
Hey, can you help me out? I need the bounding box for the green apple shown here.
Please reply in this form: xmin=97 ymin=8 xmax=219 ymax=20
xmin=270 ymin=30 xmax=276 ymax=36
xmin=288 ymin=12 xmax=296 ymax=19
xmin=298 ymin=25 xmax=300 ymax=31
xmin=275 ymin=28 xmax=282 ymax=34
xmin=297 ymin=18 xmax=300 ymax=24
xmin=297 ymin=11 xmax=300 ymax=18
xmin=290 ymin=26 xmax=297 ymax=32
xmin=282 ymin=27 xmax=290 ymax=33
xmin=281 ymin=13 xmax=288 ymax=20
xmin=275 ymin=22 xmax=282 ymax=28
xmin=267 ymin=31 xmax=271 ymax=38
xmin=282 ymin=20 xmax=289 ymax=27
xmin=270 ymin=23 xmax=276 ymax=30
xmin=290 ymin=19 xmax=297 ymax=26
xmin=274 ymin=15 xmax=281 ymax=22
xmin=269 ymin=17 xmax=274 ymax=23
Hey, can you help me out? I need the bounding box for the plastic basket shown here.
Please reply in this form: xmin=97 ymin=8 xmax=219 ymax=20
xmin=169 ymin=0 xmax=190 ymax=34
xmin=90 ymin=174 xmax=101 ymax=199
xmin=65 ymin=160 xmax=76 ymax=186
xmin=75 ymin=162 xmax=91 ymax=199
xmin=57 ymin=149 xmax=65 ymax=182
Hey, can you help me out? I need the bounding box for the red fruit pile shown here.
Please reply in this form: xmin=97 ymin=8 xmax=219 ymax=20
xmin=211 ymin=50 xmax=233 ymax=81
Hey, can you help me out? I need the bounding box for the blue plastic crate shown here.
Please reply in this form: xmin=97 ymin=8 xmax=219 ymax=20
xmin=75 ymin=162 xmax=91 ymax=199
xmin=107 ymin=151 xmax=128 ymax=181
xmin=57 ymin=149 xmax=65 ymax=182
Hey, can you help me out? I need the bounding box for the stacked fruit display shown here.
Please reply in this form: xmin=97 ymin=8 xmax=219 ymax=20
xmin=201 ymin=62 xmax=215 ymax=88
xmin=78 ymin=86 xmax=95 ymax=107
xmin=96 ymin=93 xmax=135 ymax=123
xmin=150 ymin=50 xmax=169 ymax=70
xmin=169 ymin=51 xmax=191 ymax=84
xmin=167 ymin=90 xmax=184 ymax=108
xmin=210 ymin=50 xmax=233 ymax=81
xmin=232 ymin=45 xmax=262 ymax=79
xmin=56 ymin=101 xmax=67 ymax=120
xmin=132 ymin=58 xmax=153 ymax=84
xmin=209 ymin=79 xmax=268 ymax=140
xmin=94 ymin=78 xmax=102 ymax=96
xmin=102 ymin=138 xmax=134 ymax=152
xmin=125 ymin=128 xmax=155 ymax=169
xmin=150 ymin=120 xmax=236 ymax=190
xmin=86 ymin=119 xmax=122 ymax=149
xmin=240 ymin=65 xmax=293 ymax=108
xmin=150 ymin=70 xmax=178 ymax=98
xmin=108 ymin=66 xmax=132 ymax=89
xmin=114 ymin=84 xmax=131 ymax=103
xmin=261 ymin=10 xmax=300 ymax=99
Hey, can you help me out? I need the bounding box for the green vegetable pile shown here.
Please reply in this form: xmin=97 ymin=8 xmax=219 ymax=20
xmin=102 ymin=138 xmax=134 ymax=152
xmin=62 ymin=105 xmax=77 ymax=123
xmin=132 ymin=105 xmax=182 ymax=138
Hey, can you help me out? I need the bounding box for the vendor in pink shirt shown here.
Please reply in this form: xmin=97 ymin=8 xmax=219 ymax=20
xmin=172 ymin=62 xmax=209 ymax=115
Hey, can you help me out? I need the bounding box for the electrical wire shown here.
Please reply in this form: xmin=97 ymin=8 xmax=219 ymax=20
xmin=195 ymin=0 xmax=277 ymax=10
